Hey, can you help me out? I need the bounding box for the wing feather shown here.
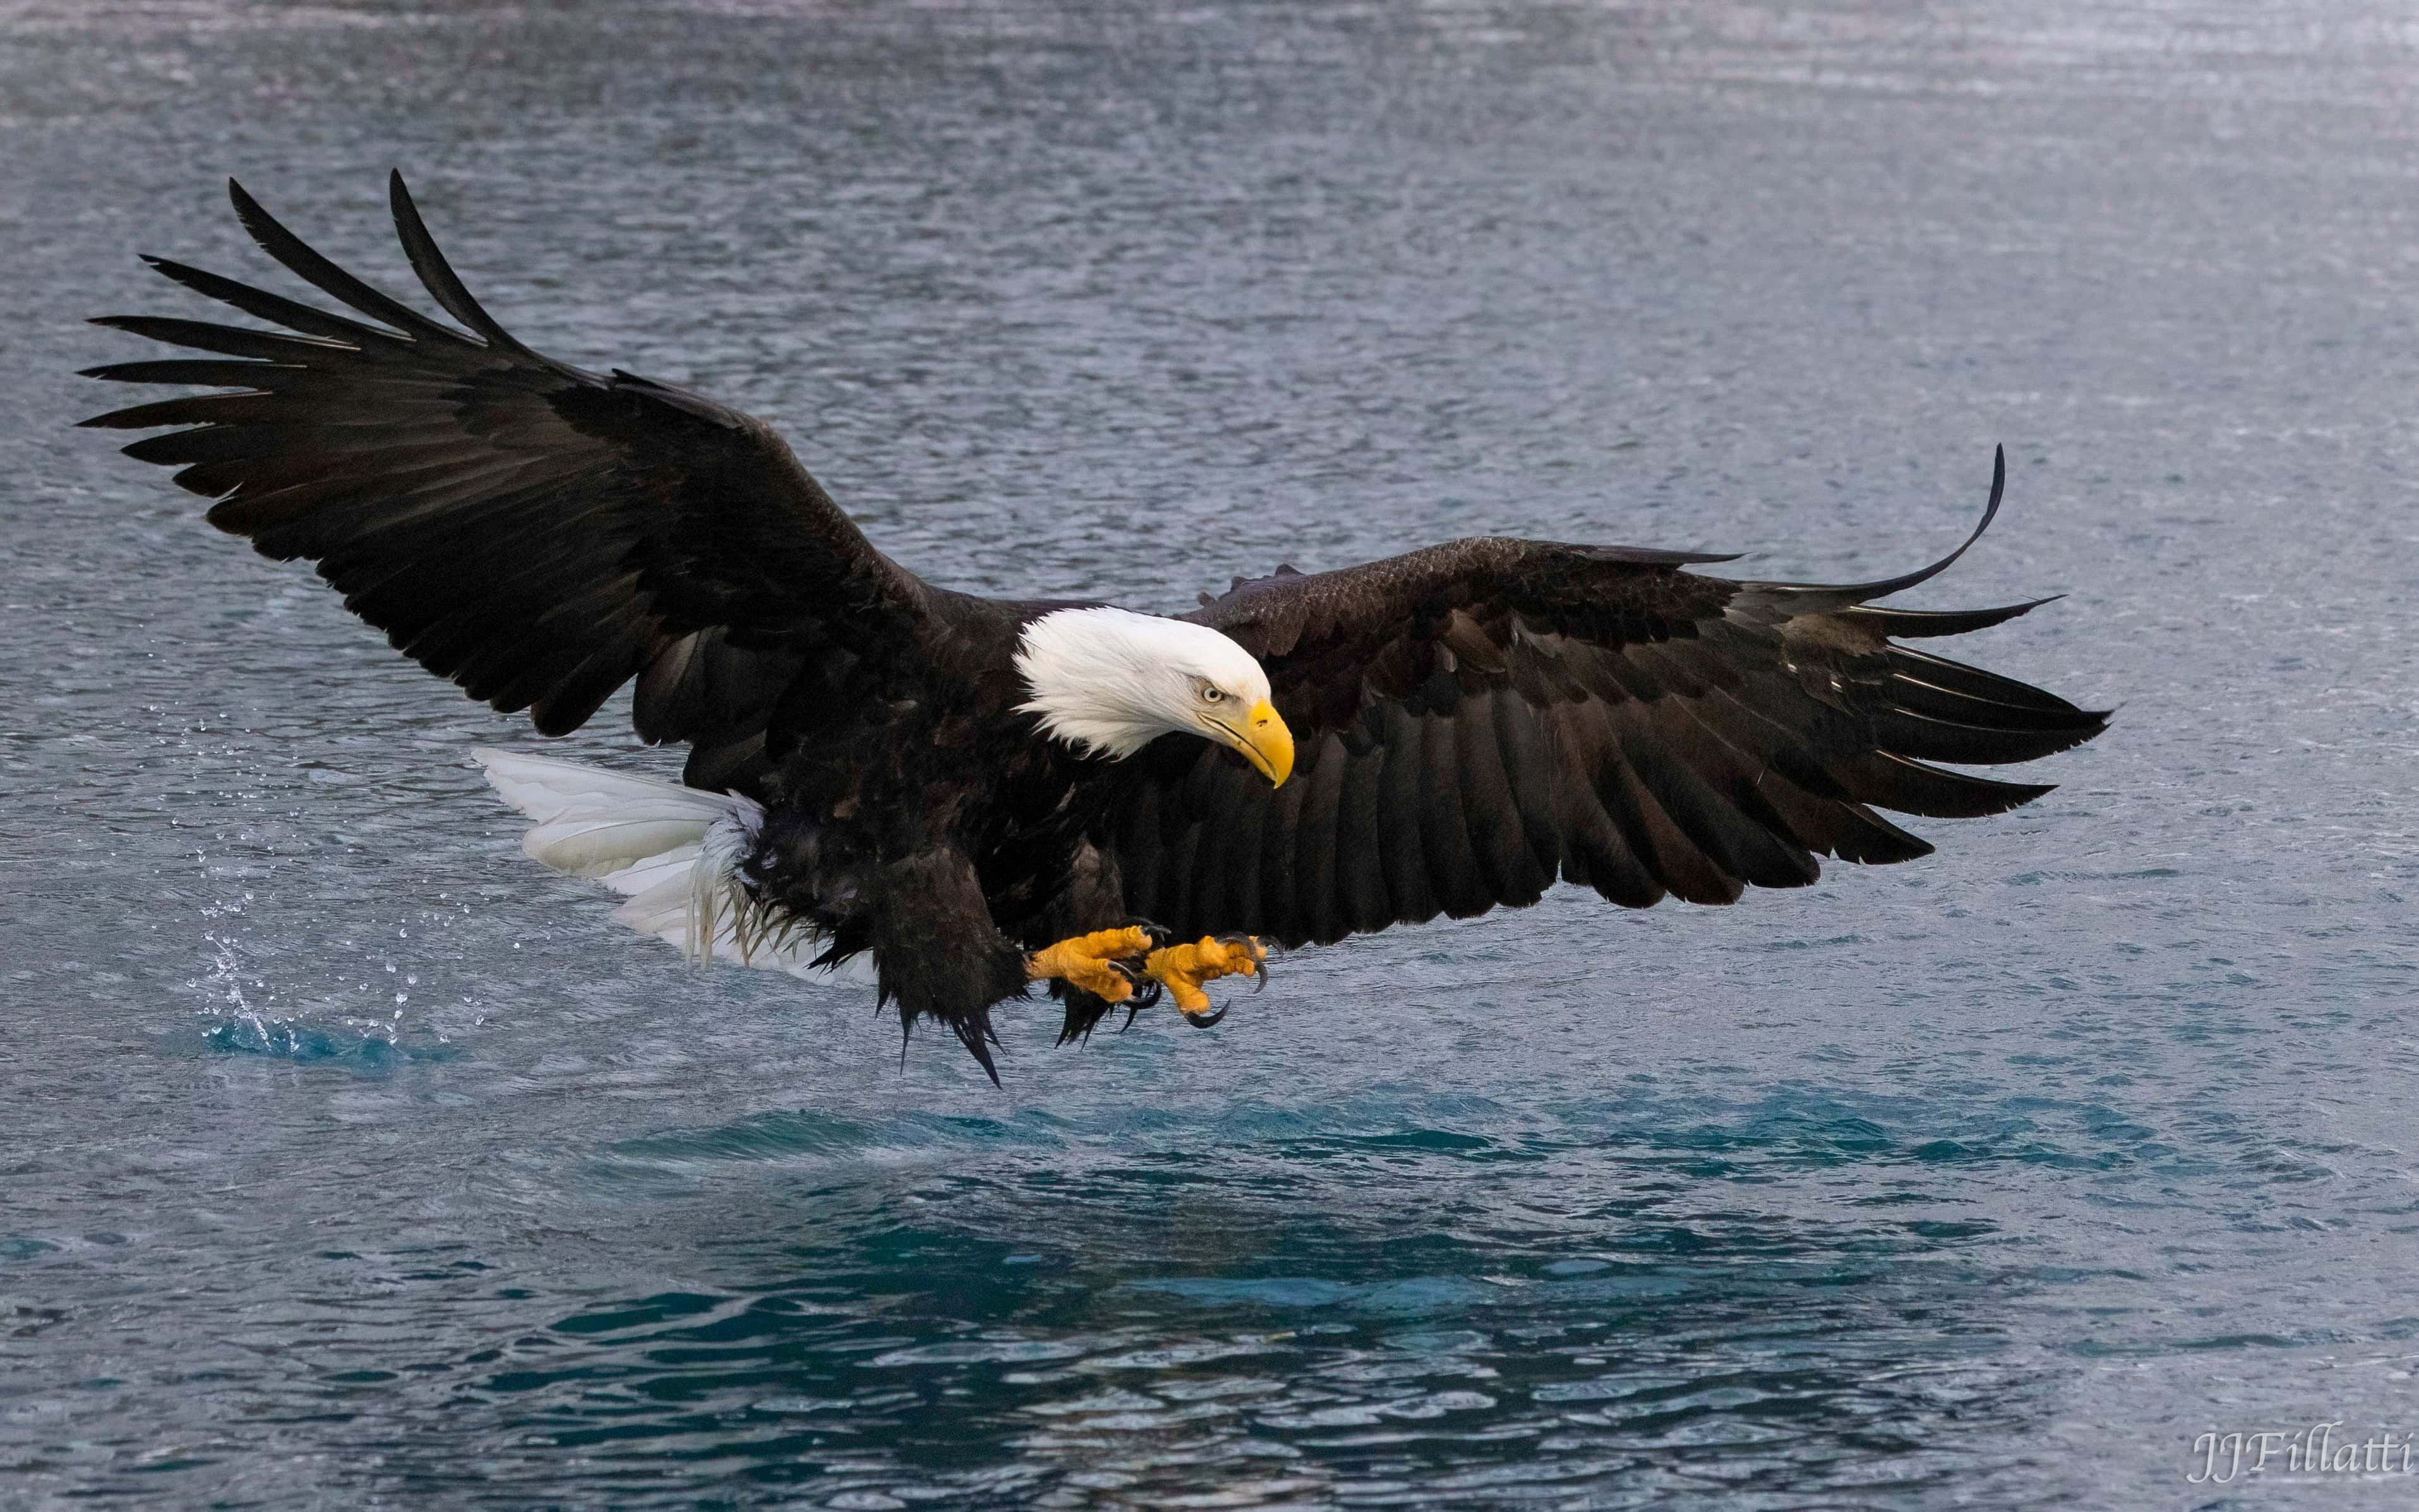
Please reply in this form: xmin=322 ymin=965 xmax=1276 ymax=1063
xmin=1290 ymin=730 xmax=1346 ymax=940
xmin=1333 ymin=734 xmax=1391 ymax=933
xmin=1374 ymin=702 xmax=1439 ymax=923
xmin=383 ymin=171 xmax=540 ymax=354
xmin=86 ymin=175 xmax=929 ymax=791
xmin=1112 ymin=450 xmax=2107 ymax=945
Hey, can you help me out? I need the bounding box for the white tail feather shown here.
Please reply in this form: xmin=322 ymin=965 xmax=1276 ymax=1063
xmin=472 ymin=748 xmax=862 ymax=981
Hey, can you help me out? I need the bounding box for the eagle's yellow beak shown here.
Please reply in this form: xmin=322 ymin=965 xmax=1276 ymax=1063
xmin=1222 ymin=699 xmax=1294 ymax=787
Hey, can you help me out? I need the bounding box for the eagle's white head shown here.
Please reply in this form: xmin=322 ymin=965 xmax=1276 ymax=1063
xmin=1014 ymin=606 xmax=1295 ymax=785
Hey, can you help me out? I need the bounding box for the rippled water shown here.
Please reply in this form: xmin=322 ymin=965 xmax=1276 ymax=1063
xmin=8 ymin=2 xmax=2419 ymax=1507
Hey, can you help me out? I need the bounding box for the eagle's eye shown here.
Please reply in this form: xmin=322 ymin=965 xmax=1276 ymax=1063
xmin=1200 ymin=684 xmax=1226 ymax=703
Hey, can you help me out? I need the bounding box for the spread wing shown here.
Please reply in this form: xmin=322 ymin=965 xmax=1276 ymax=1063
xmin=1108 ymin=449 xmax=2110 ymax=947
xmin=82 ymin=172 xmax=930 ymax=795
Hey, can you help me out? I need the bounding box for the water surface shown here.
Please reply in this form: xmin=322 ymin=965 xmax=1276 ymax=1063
xmin=6 ymin=2 xmax=2419 ymax=1507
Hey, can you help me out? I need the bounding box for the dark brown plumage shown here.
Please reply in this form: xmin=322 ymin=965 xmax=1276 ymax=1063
xmin=84 ymin=173 xmax=2109 ymax=1076
xmin=1105 ymin=486 xmax=2108 ymax=952
xmin=83 ymin=176 xmax=930 ymax=796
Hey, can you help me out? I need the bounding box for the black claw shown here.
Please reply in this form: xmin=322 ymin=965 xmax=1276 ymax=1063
xmin=1215 ymin=932 xmax=1273 ymax=993
xmin=1116 ymin=975 xmax=1163 ymax=1032
xmin=1184 ymin=1005 xmax=1228 ymax=1030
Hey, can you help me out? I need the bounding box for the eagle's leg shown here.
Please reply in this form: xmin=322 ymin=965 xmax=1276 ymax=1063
xmin=1026 ymin=926 xmax=1155 ymax=1005
xmin=1144 ymin=935 xmax=1268 ymax=1026
xmin=863 ymin=849 xmax=1046 ymax=1084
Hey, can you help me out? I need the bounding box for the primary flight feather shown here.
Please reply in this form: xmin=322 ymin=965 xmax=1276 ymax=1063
xmin=84 ymin=173 xmax=2109 ymax=1079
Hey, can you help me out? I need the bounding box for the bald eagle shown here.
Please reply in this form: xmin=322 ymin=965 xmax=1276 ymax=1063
xmin=85 ymin=174 xmax=2108 ymax=1078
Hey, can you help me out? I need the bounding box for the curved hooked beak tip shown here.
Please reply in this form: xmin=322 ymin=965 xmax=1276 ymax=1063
xmin=1230 ymin=699 xmax=1294 ymax=787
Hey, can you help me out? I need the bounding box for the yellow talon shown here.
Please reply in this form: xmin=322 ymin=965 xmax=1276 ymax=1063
xmin=1025 ymin=926 xmax=1153 ymax=1004
xmin=1144 ymin=935 xmax=1266 ymax=1019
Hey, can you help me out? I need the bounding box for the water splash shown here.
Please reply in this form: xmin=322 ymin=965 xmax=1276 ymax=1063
xmin=190 ymin=927 xmax=453 ymax=1064
xmin=196 ymin=930 xmax=270 ymax=1043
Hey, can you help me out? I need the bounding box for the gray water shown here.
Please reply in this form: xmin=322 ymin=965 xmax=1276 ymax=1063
xmin=6 ymin=2 xmax=2418 ymax=1507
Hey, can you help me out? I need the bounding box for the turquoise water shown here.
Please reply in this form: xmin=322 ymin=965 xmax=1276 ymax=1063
xmin=7 ymin=2 xmax=2419 ymax=1506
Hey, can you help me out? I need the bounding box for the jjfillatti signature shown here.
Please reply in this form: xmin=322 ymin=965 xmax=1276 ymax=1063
xmin=2189 ymin=1422 xmax=2418 ymax=1484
